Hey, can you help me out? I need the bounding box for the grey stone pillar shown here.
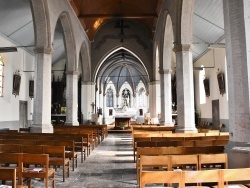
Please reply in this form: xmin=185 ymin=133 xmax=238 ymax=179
xmin=159 ymin=69 xmax=174 ymax=126
xmin=224 ymin=0 xmax=250 ymax=168
xmin=174 ymin=44 xmax=196 ymax=132
xmin=102 ymin=93 xmax=106 ymax=124
xmin=32 ymin=47 xmax=53 ymax=133
xmin=148 ymin=81 xmax=160 ymax=124
xmin=65 ymin=71 xmax=79 ymax=126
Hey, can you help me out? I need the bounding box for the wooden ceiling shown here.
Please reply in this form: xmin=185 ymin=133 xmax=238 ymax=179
xmin=70 ymin=0 xmax=162 ymax=41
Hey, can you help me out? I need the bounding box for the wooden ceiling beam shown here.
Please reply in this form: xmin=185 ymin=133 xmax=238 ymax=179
xmin=78 ymin=13 xmax=157 ymax=19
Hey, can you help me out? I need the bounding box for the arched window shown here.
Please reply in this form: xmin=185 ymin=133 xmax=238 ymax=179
xmin=0 ymin=55 xmax=4 ymax=97
xmin=106 ymin=87 xmax=113 ymax=107
xmin=138 ymin=88 xmax=146 ymax=107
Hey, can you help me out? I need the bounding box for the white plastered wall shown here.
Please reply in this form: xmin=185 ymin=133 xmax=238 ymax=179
xmin=0 ymin=34 xmax=34 ymax=129
xmin=193 ymin=48 xmax=229 ymax=123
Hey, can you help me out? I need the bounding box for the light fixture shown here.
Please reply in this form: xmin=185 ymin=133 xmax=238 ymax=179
xmin=208 ymin=43 xmax=225 ymax=49
xmin=0 ymin=47 xmax=17 ymax=53
xmin=0 ymin=45 xmax=35 ymax=53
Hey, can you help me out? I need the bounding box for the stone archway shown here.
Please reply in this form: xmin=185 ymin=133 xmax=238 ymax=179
xmin=57 ymin=11 xmax=78 ymax=125
xmin=159 ymin=13 xmax=175 ymax=126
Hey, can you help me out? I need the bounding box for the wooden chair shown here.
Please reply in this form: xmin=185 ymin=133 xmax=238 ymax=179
xmin=20 ymin=153 xmax=55 ymax=188
xmin=21 ymin=145 xmax=44 ymax=154
xmin=183 ymin=169 xmax=219 ymax=187
xmin=170 ymin=154 xmax=199 ymax=171
xmin=138 ymin=155 xmax=170 ymax=185
xmin=140 ymin=170 xmax=182 ymax=188
xmin=0 ymin=168 xmax=17 ymax=188
xmin=55 ymin=140 xmax=77 ymax=171
xmin=43 ymin=145 xmax=70 ymax=182
xmin=0 ymin=144 xmax=21 ymax=153
xmin=0 ymin=153 xmax=20 ymax=185
xmin=218 ymin=168 xmax=250 ymax=187
xmin=198 ymin=153 xmax=228 ymax=170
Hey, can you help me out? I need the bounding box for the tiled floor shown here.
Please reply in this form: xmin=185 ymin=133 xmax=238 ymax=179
xmin=32 ymin=133 xmax=137 ymax=188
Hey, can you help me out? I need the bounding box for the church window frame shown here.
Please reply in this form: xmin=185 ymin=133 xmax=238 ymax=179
xmin=106 ymin=87 xmax=114 ymax=107
xmin=138 ymin=87 xmax=146 ymax=107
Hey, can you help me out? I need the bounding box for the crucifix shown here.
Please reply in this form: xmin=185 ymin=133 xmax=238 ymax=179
xmin=115 ymin=19 xmax=129 ymax=42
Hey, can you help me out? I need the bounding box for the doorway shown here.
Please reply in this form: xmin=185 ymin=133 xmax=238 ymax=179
xmin=19 ymin=100 xmax=28 ymax=128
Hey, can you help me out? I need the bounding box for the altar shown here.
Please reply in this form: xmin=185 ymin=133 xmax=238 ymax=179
xmin=115 ymin=117 xmax=131 ymax=128
xmin=113 ymin=107 xmax=136 ymax=129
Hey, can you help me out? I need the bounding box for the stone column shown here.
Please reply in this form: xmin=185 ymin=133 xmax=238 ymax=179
xmin=159 ymin=69 xmax=174 ymax=126
xmin=31 ymin=47 xmax=53 ymax=133
xmin=148 ymin=81 xmax=160 ymax=124
xmin=81 ymin=82 xmax=95 ymax=123
xmin=174 ymin=44 xmax=196 ymax=132
xmin=102 ymin=93 xmax=106 ymax=124
xmin=223 ymin=0 xmax=250 ymax=168
xmin=64 ymin=71 xmax=79 ymax=126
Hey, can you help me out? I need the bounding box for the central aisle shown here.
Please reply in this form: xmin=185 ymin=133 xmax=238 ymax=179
xmin=57 ymin=133 xmax=137 ymax=188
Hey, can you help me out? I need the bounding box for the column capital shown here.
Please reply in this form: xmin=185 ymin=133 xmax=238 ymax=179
xmin=82 ymin=81 xmax=95 ymax=85
xmin=34 ymin=47 xmax=53 ymax=54
xmin=149 ymin=80 xmax=160 ymax=85
xmin=173 ymin=44 xmax=191 ymax=52
xmin=158 ymin=69 xmax=172 ymax=74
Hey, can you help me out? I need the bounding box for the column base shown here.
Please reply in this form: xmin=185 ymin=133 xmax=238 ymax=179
xmin=30 ymin=124 xmax=53 ymax=133
xmin=160 ymin=121 xmax=174 ymax=126
xmin=175 ymin=126 xmax=198 ymax=133
xmin=225 ymin=141 xmax=250 ymax=168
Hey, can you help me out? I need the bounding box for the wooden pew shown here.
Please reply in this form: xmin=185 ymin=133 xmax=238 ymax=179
xmin=36 ymin=140 xmax=77 ymax=171
xmin=140 ymin=170 xmax=182 ymax=188
xmin=136 ymin=146 xmax=225 ymax=173
xmin=0 ymin=133 xmax=89 ymax=163
xmin=141 ymin=168 xmax=250 ymax=188
xmin=0 ymin=144 xmax=21 ymax=153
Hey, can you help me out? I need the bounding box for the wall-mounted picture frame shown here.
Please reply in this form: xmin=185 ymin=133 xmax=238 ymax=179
xmin=203 ymin=78 xmax=210 ymax=97
xmin=109 ymin=109 xmax=113 ymax=116
xmin=217 ymin=72 xmax=226 ymax=95
xmin=29 ymin=80 xmax=34 ymax=99
xmin=12 ymin=73 xmax=21 ymax=97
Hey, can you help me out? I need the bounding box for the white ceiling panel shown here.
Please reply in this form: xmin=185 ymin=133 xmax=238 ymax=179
xmin=0 ymin=0 xmax=33 ymax=36
xmin=10 ymin=21 xmax=34 ymax=46
xmin=194 ymin=0 xmax=224 ymax=30
xmin=193 ymin=14 xmax=224 ymax=43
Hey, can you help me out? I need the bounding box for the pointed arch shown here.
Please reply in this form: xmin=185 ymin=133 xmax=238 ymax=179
xmin=161 ymin=13 xmax=174 ymax=71
xmin=58 ymin=11 xmax=77 ymax=72
xmin=79 ymin=41 xmax=91 ymax=82
xmin=29 ymin=0 xmax=51 ymax=49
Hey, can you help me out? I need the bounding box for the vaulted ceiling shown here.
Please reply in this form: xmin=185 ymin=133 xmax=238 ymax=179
xmin=70 ymin=0 xmax=161 ymax=41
